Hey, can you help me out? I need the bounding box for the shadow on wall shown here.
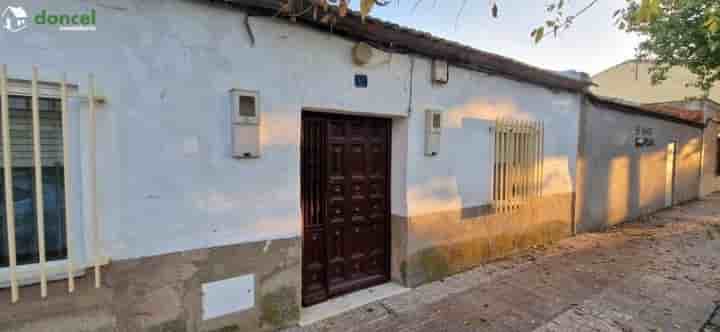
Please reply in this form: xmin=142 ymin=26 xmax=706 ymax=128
xmin=400 ymin=98 xmax=576 ymax=286
xmin=408 ymin=98 xmax=575 ymax=216
xmin=578 ymin=126 xmax=702 ymax=233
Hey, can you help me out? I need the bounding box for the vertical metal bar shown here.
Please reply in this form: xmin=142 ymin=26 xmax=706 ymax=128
xmin=527 ymin=121 xmax=534 ymax=199
xmin=498 ymin=119 xmax=505 ymax=213
xmin=60 ymin=74 xmax=74 ymax=293
xmin=493 ymin=118 xmax=498 ymax=209
xmin=536 ymin=121 xmax=542 ymax=196
xmin=499 ymin=120 xmax=505 ymax=213
xmin=520 ymin=120 xmax=527 ymax=203
xmin=539 ymin=121 xmax=544 ymax=196
xmin=497 ymin=119 xmax=501 ymax=207
xmin=532 ymin=121 xmax=538 ymax=197
xmin=509 ymin=120 xmax=516 ymax=209
xmin=525 ymin=122 xmax=531 ymax=201
xmin=503 ymin=119 xmax=512 ymax=213
xmin=511 ymin=121 xmax=516 ymax=209
xmin=519 ymin=121 xmax=525 ymax=207
xmin=504 ymin=120 xmax=509 ymax=212
xmin=496 ymin=119 xmax=501 ymax=213
xmin=517 ymin=121 xmax=523 ymax=205
xmin=88 ymin=74 xmax=101 ymax=288
xmin=31 ymin=66 xmax=48 ymax=298
xmin=518 ymin=121 xmax=523 ymax=208
xmin=526 ymin=122 xmax=532 ymax=200
xmin=1 ymin=65 xmax=18 ymax=303
xmin=512 ymin=120 xmax=521 ymax=209
xmin=532 ymin=121 xmax=537 ymax=197
xmin=526 ymin=122 xmax=531 ymax=200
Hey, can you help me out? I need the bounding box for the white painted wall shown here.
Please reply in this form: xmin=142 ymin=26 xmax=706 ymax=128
xmin=1 ymin=0 xmax=415 ymax=260
xmin=0 ymin=0 xmax=581 ymax=261
xmin=577 ymin=101 xmax=702 ymax=231
xmin=403 ymin=60 xmax=581 ymax=216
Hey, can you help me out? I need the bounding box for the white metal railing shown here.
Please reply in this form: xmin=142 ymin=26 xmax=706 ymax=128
xmin=492 ymin=118 xmax=544 ymax=214
xmin=0 ymin=65 xmax=106 ymax=303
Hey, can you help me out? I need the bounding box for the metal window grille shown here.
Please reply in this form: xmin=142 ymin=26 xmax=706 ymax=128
xmin=0 ymin=65 xmax=105 ymax=303
xmin=492 ymin=118 xmax=544 ymax=214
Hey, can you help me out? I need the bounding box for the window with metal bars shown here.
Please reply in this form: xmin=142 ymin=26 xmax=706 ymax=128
xmin=0 ymin=67 xmax=105 ymax=302
xmin=492 ymin=118 xmax=544 ymax=213
xmin=0 ymin=96 xmax=66 ymax=268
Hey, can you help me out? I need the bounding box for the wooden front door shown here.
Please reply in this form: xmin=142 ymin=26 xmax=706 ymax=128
xmin=301 ymin=112 xmax=391 ymax=307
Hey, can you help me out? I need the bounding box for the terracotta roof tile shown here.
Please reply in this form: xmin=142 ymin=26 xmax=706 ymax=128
xmin=587 ymin=95 xmax=705 ymax=128
xmin=643 ymin=104 xmax=704 ymax=124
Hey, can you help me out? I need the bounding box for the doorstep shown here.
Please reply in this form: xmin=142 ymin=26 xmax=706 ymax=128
xmin=299 ymin=282 xmax=410 ymax=326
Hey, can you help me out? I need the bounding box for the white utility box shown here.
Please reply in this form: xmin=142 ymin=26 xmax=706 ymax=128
xmin=425 ymin=109 xmax=442 ymax=156
xmin=230 ymin=89 xmax=260 ymax=158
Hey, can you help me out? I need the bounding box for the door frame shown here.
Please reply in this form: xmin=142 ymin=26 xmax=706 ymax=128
xmin=665 ymin=141 xmax=677 ymax=208
xmin=299 ymin=109 xmax=393 ymax=306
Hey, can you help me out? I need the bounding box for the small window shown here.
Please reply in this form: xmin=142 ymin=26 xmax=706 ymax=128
xmin=492 ymin=119 xmax=544 ymax=213
xmin=0 ymin=96 xmax=67 ymax=268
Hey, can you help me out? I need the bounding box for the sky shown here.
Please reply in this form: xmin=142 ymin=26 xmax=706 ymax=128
xmin=352 ymin=0 xmax=643 ymax=75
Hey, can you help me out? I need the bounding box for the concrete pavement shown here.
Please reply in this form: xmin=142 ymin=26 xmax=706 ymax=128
xmin=284 ymin=194 xmax=720 ymax=332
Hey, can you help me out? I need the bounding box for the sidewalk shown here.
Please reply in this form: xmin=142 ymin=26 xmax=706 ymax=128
xmin=285 ymin=195 xmax=720 ymax=332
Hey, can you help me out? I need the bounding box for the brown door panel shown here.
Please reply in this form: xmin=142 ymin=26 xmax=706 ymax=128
xmin=301 ymin=112 xmax=391 ymax=306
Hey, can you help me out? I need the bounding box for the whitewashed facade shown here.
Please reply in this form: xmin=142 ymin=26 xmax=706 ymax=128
xmin=0 ymin=1 xmax=585 ymax=331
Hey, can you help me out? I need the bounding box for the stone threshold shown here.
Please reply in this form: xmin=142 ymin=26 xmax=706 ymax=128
xmin=299 ymin=282 xmax=409 ymax=326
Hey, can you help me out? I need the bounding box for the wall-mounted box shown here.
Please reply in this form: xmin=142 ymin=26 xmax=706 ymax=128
xmin=432 ymin=59 xmax=449 ymax=84
xmin=425 ymin=109 xmax=442 ymax=156
xmin=230 ymin=89 xmax=260 ymax=158
xmin=202 ymin=274 xmax=255 ymax=320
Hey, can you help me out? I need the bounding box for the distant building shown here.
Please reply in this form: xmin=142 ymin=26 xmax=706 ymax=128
xmin=592 ymin=60 xmax=720 ymax=104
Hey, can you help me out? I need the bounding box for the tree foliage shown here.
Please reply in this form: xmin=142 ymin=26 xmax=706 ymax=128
xmin=624 ymin=0 xmax=720 ymax=92
xmin=523 ymin=0 xmax=720 ymax=92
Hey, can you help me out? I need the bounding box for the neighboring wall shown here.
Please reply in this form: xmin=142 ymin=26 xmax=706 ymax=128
xmin=591 ymin=61 xmax=720 ymax=104
xmin=576 ymin=99 xmax=703 ymax=233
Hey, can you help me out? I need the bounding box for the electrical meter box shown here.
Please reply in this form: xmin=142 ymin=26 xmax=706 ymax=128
xmin=230 ymin=89 xmax=260 ymax=158
xmin=425 ymin=109 xmax=442 ymax=156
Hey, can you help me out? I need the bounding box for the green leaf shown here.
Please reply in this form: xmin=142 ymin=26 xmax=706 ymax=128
xmin=531 ymin=27 xmax=545 ymax=43
xmin=705 ymin=15 xmax=720 ymax=33
xmin=635 ymin=0 xmax=662 ymax=23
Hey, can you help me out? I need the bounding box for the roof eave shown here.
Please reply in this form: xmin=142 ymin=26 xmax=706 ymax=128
xmin=587 ymin=94 xmax=705 ymax=128
xmin=221 ymin=0 xmax=592 ymax=93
